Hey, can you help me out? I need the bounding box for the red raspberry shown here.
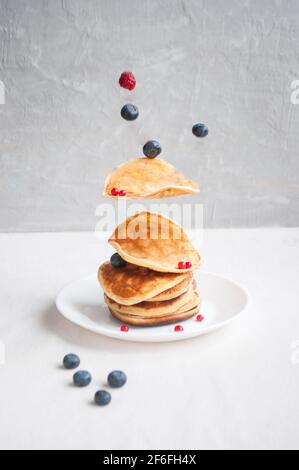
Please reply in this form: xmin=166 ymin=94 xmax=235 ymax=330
xmin=119 ymin=71 xmax=136 ymax=91
xmin=111 ymin=187 xmax=119 ymax=196
xmin=196 ymin=314 xmax=204 ymax=322
xmin=118 ymin=189 xmax=126 ymax=196
xmin=174 ymin=325 xmax=184 ymax=332
xmin=185 ymin=261 xmax=192 ymax=269
xmin=120 ymin=324 xmax=129 ymax=332
xmin=178 ymin=261 xmax=186 ymax=269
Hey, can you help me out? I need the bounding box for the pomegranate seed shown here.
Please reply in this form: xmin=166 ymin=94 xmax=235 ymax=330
xmin=120 ymin=324 xmax=129 ymax=332
xmin=111 ymin=187 xmax=119 ymax=196
xmin=178 ymin=261 xmax=186 ymax=269
xmin=185 ymin=261 xmax=192 ymax=269
xmin=174 ymin=325 xmax=184 ymax=332
xmin=196 ymin=314 xmax=204 ymax=322
xmin=118 ymin=189 xmax=126 ymax=196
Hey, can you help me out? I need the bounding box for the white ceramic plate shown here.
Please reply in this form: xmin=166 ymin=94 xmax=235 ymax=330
xmin=56 ymin=272 xmax=248 ymax=342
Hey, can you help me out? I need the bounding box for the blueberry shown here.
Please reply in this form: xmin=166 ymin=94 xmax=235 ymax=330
xmin=63 ymin=353 xmax=80 ymax=369
xmin=73 ymin=370 xmax=92 ymax=387
xmin=110 ymin=253 xmax=127 ymax=268
xmin=94 ymin=390 xmax=111 ymax=406
xmin=143 ymin=140 xmax=162 ymax=158
xmin=121 ymin=104 xmax=139 ymax=121
xmin=108 ymin=370 xmax=127 ymax=388
xmin=192 ymin=123 xmax=208 ymax=138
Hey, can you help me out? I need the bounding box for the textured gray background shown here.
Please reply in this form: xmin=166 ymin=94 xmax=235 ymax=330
xmin=0 ymin=0 xmax=299 ymax=231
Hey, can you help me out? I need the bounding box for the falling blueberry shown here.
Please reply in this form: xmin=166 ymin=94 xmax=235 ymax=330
xmin=108 ymin=370 xmax=127 ymax=388
xmin=121 ymin=104 xmax=139 ymax=121
xmin=63 ymin=353 xmax=80 ymax=370
xmin=143 ymin=140 xmax=162 ymax=158
xmin=110 ymin=253 xmax=127 ymax=268
xmin=94 ymin=390 xmax=111 ymax=406
xmin=192 ymin=123 xmax=208 ymax=138
xmin=73 ymin=370 xmax=92 ymax=387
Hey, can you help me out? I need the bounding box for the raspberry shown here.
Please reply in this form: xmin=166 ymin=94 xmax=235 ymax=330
xmin=185 ymin=261 xmax=192 ymax=269
xmin=118 ymin=189 xmax=126 ymax=196
xmin=119 ymin=71 xmax=136 ymax=91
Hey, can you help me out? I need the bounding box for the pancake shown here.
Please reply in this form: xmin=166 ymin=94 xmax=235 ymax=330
xmin=147 ymin=272 xmax=192 ymax=302
xmin=105 ymin=287 xmax=199 ymax=318
xmin=98 ymin=261 xmax=187 ymax=306
xmin=109 ymin=211 xmax=201 ymax=273
xmin=103 ymin=157 xmax=199 ymax=199
xmin=108 ymin=305 xmax=200 ymax=326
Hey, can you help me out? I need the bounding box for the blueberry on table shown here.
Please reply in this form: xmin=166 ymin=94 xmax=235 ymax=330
xmin=73 ymin=370 xmax=92 ymax=387
xmin=121 ymin=104 xmax=139 ymax=121
xmin=63 ymin=353 xmax=80 ymax=370
xmin=192 ymin=123 xmax=208 ymax=138
xmin=110 ymin=253 xmax=127 ymax=268
xmin=94 ymin=390 xmax=111 ymax=406
xmin=108 ymin=370 xmax=127 ymax=388
xmin=143 ymin=140 xmax=162 ymax=158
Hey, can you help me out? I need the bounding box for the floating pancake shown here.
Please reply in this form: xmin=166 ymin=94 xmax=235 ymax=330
xmin=105 ymin=287 xmax=199 ymax=318
xmin=108 ymin=305 xmax=200 ymax=326
xmin=98 ymin=261 xmax=187 ymax=306
xmin=103 ymin=157 xmax=199 ymax=199
xmin=147 ymin=273 xmax=192 ymax=302
xmin=109 ymin=211 xmax=201 ymax=273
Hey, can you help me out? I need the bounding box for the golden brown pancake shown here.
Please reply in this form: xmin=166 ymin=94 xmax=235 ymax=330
xmin=103 ymin=157 xmax=199 ymax=199
xmin=105 ymin=287 xmax=199 ymax=318
xmin=108 ymin=305 xmax=200 ymax=326
xmin=109 ymin=211 xmax=201 ymax=273
xmin=147 ymin=273 xmax=192 ymax=301
xmin=98 ymin=261 xmax=187 ymax=306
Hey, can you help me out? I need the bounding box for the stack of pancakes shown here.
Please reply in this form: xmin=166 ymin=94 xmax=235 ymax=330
xmin=98 ymin=211 xmax=201 ymax=326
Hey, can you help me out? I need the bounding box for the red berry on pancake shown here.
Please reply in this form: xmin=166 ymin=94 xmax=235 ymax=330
xmin=111 ymin=187 xmax=119 ymax=196
xmin=178 ymin=261 xmax=186 ymax=269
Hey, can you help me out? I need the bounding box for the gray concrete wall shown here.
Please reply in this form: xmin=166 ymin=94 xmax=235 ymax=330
xmin=0 ymin=0 xmax=299 ymax=231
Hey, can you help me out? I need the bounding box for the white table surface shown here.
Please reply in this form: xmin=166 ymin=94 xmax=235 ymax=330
xmin=1 ymin=228 xmax=299 ymax=450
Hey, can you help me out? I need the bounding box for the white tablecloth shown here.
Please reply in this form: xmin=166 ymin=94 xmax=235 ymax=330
xmin=0 ymin=229 xmax=299 ymax=450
